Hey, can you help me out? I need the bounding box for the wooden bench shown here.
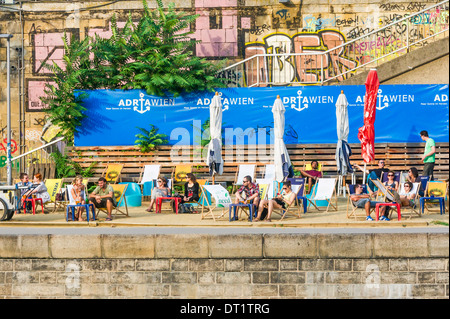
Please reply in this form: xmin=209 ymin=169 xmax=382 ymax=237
xmin=66 ymin=142 xmax=449 ymax=183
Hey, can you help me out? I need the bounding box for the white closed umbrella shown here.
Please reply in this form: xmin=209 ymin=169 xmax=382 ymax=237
xmin=206 ymin=92 xmax=224 ymax=183
xmin=273 ymin=95 xmax=292 ymax=182
xmin=335 ymin=90 xmax=353 ymax=195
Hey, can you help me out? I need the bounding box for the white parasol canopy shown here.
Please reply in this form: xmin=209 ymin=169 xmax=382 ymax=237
xmin=272 ymin=95 xmax=292 ymax=182
xmin=206 ymin=92 xmax=224 ymax=179
xmin=335 ymin=90 xmax=353 ymax=176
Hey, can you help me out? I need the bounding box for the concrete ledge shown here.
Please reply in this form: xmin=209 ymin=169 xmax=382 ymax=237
xmin=1 ymin=232 xmax=448 ymax=259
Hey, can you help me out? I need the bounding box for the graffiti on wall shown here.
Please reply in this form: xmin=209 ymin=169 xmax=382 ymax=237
xmin=243 ymin=30 xmax=358 ymax=86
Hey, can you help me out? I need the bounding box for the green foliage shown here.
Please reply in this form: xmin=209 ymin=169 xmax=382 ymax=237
xmin=41 ymin=0 xmax=228 ymax=144
xmin=135 ymin=124 xmax=169 ymax=153
xmin=50 ymin=149 xmax=97 ymax=178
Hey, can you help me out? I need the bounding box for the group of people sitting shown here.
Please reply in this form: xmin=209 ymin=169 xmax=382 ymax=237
xmin=351 ymin=160 xmax=423 ymax=221
xmin=16 ymin=172 xmax=118 ymax=221
xmin=145 ymin=173 xmax=200 ymax=213
xmin=235 ymin=175 xmax=296 ymax=222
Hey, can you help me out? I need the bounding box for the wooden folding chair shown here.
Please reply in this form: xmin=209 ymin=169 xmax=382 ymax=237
xmin=172 ymin=164 xmax=192 ymax=184
xmin=421 ymin=181 xmax=448 ymax=215
xmin=371 ymin=178 xmax=401 ymax=220
xmin=271 ymin=184 xmax=302 ymax=221
xmin=231 ymin=164 xmax=256 ymax=194
xmin=102 ymin=164 xmax=124 ymax=184
xmin=263 ymin=164 xmax=276 ymax=181
xmin=200 ymin=184 xmax=231 ymax=221
xmin=139 ymin=165 xmax=161 ymax=185
xmin=96 ymin=184 xmax=129 ymax=217
xmin=398 ymin=182 xmax=421 ymax=219
xmin=307 ymin=178 xmax=338 ymax=212
xmin=346 ymin=184 xmax=373 ymax=220
xmin=44 ymin=178 xmax=62 ymax=212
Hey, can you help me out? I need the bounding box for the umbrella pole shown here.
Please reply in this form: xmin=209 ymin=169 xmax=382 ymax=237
xmin=212 ymin=174 xmax=215 ymax=185
xmin=363 ymin=163 xmax=367 ymax=185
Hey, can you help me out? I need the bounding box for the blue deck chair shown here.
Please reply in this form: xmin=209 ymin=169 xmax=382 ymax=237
xmin=119 ymin=182 xmax=142 ymax=207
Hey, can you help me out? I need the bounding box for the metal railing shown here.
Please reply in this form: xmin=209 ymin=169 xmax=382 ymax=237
xmin=218 ymin=0 xmax=449 ymax=87
xmin=0 ymin=137 xmax=64 ymax=183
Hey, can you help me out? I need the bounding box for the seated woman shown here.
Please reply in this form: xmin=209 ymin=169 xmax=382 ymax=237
xmin=182 ymin=173 xmax=200 ymax=203
xmin=407 ymin=167 xmax=420 ymax=183
xmin=146 ymin=176 xmax=170 ymax=212
xmin=399 ymin=181 xmax=417 ymax=207
xmin=254 ymin=180 xmax=296 ymax=222
xmin=70 ymin=175 xmax=86 ymax=221
xmin=22 ymin=173 xmax=50 ymax=211
xmin=384 ymin=171 xmax=399 ymax=192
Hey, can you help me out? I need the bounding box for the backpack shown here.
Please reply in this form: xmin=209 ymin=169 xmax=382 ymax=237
xmin=178 ymin=203 xmax=195 ymax=214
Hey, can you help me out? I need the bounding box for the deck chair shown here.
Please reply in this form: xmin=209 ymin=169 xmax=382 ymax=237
xmin=200 ymin=184 xmax=232 ymax=221
xmin=95 ymin=184 xmax=129 ymax=218
xmin=421 ymin=181 xmax=448 ymax=215
xmin=271 ymin=184 xmax=302 ymax=221
xmin=303 ymin=162 xmax=323 ymax=193
xmin=232 ymin=164 xmax=256 ymax=193
xmin=381 ymin=171 xmax=401 ymax=184
xmin=399 ymin=172 xmax=409 ymax=184
xmin=371 ymin=178 xmax=401 ymax=220
xmin=102 ymin=164 xmax=124 ymax=184
xmin=139 ymin=165 xmax=161 ymax=185
xmin=398 ymin=182 xmax=421 ymax=219
xmin=172 ymin=164 xmax=192 ymax=184
xmin=419 ymin=176 xmax=430 ymax=197
xmin=286 ymin=177 xmax=307 ymax=213
xmin=346 ymin=184 xmax=373 ymax=219
xmin=44 ymin=179 xmax=62 ymax=212
xmin=307 ymin=178 xmax=337 ymax=212
xmin=263 ymin=164 xmax=276 ymax=180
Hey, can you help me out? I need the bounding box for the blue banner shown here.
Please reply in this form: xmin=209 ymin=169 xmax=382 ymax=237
xmin=75 ymin=84 xmax=449 ymax=146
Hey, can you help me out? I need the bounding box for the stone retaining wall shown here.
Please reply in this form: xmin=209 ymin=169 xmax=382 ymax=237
xmin=0 ymin=232 xmax=448 ymax=298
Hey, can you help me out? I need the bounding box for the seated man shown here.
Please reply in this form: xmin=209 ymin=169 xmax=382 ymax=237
xmin=15 ymin=172 xmax=31 ymax=213
xmin=350 ymin=183 xmax=389 ymax=221
xmin=354 ymin=159 xmax=390 ymax=191
xmin=234 ymin=175 xmax=260 ymax=209
xmin=89 ymin=177 xmax=116 ymax=221
xmin=300 ymin=160 xmax=322 ymax=194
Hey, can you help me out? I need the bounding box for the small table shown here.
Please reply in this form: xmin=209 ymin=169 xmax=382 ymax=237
xmin=155 ymin=197 xmax=181 ymax=214
xmin=375 ymin=202 xmax=401 ymax=221
xmin=228 ymin=203 xmax=255 ymax=222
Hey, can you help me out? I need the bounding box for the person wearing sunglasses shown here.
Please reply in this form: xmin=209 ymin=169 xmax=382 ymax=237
xmin=146 ymin=176 xmax=170 ymax=212
xmin=399 ymin=181 xmax=416 ymax=208
xmin=350 ymin=183 xmax=389 ymax=221
xmin=234 ymin=176 xmax=260 ymax=215
xmin=383 ymin=171 xmax=399 ymax=192
xmin=354 ymin=159 xmax=390 ymax=192
xmin=254 ymin=180 xmax=296 ymax=222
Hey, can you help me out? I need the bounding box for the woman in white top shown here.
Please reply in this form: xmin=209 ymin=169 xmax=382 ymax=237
xmin=70 ymin=175 xmax=86 ymax=221
xmin=23 ymin=173 xmax=50 ymax=203
xmin=399 ymin=181 xmax=416 ymax=207
xmin=255 ymin=180 xmax=296 ymax=222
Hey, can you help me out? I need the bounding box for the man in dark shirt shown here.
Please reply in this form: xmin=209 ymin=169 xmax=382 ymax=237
xmin=355 ymin=159 xmax=389 ymax=191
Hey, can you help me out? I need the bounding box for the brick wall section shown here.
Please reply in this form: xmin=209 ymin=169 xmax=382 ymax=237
xmin=0 ymin=233 xmax=448 ymax=298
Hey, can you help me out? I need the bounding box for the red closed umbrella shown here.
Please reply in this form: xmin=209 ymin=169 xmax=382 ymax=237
xmin=358 ymin=69 xmax=379 ymax=164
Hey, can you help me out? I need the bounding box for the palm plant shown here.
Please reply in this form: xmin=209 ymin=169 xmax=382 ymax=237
xmin=134 ymin=125 xmax=169 ymax=153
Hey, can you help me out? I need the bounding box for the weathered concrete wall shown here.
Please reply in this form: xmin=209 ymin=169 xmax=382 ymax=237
xmin=0 ymin=0 xmax=448 ymax=159
xmin=0 ymin=232 xmax=448 ymax=298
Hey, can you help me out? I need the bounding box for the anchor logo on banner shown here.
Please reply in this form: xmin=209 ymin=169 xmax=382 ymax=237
xmin=291 ymin=90 xmax=309 ymax=112
xmin=134 ymin=93 xmax=150 ymax=114
xmin=376 ymin=89 xmax=389 ymax=111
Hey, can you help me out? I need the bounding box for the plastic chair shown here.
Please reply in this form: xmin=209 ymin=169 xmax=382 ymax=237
xmin=22 ymin=196 xmax=44 ymax=215
xmin=119 ymin=182 xmax=142 ymax=207
xmin=66 ymin=185 xmax=95 ymax=222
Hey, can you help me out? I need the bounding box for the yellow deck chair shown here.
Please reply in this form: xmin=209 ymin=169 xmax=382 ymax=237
xmin=171 ymin=164 xmax=193 ymax=185
xmin=44 ymin=179 xmax=62 ymax=212
xmin=95 ymin=184 xmax=129 ymax=218
xmin=102 ymin=164 xmax=124 ymax=184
